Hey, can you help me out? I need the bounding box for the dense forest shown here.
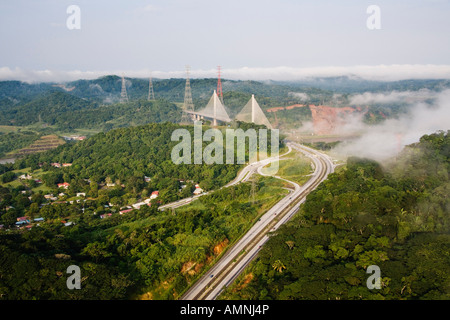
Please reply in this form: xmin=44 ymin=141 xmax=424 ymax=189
xmin=0 ymin=121 xmax=286 ymax=299
xmin=0 ymin=75 xmax=449 ymax=300
xmin=0 ymin=90 xmax=181 ymax=131
xmin=0 ymin=131 xmax=41 ymax=158
xmin=2 ymin=76 xmax=443 ymax=136
xmin=0 ymin=77 xmax=330 ymax=133
xmin=0 ymin=122 xmax=255 ymax=213
xmin=221 ymin=130 xmax=450 ymax=300
xmin=282 ymin=77 xmax=450 ymax=93
xmin=0 ymin=178 xmax=288 ymax=299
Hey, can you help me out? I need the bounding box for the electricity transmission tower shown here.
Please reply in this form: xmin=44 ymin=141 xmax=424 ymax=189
xmin=217 ymin=65 xmax=224 ymax=104
xmin=148 ymin=76 xmax=155 ymax=101
xmin=120 ymin=74 xmax=129 ymax=103
xmin=181 ymin=65 xmax=195 ymax=123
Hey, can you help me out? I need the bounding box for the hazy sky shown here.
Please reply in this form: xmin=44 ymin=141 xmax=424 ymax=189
xmin=1 ymin=0 xmax=450 ymax=81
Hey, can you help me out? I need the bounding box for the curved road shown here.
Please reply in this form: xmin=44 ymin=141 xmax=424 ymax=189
xmin=181 ymin=142 xmax=335 ymax=300
xmin=158 ymin=146 xmax=293 ymax=211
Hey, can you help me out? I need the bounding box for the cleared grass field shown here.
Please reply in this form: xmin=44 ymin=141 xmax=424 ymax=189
xmin=261 ymin=148 xmax=313 ymax=185
xmin=0 ymin=125 xmax=21 ymax=133
xmin=0 ymin=167 xmax=52 ymax=193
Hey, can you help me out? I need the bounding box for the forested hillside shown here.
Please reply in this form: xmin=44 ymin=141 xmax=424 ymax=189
xmin=0 ymin=121 xmax=286 ymax=299
xmin=2 ymin=77 xmax=446 ymax=136
xmin=0 ymin=131 xmax=41 ymax=158
xmin=0 ymin=90 xmax=181 ymax=131
xmin=222 ymin=130 xmax=450 ymax=300
xmin=2 ymin=122 xmax=245 ymax=207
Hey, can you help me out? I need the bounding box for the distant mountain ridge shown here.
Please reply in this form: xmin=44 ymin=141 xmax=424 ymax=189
xmin=1 ymin=76 xmax=449 ymax=132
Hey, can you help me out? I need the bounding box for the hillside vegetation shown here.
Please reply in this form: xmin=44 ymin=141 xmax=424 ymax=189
xmin=221 ymin=130 xmax=450 ymax=300
xmin=3 ymin=76 xmax=444 ymax=135
xmin=0 ymin=121 xmax=287 ymax=299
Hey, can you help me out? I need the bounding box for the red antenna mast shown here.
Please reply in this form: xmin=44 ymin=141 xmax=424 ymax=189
xmin=217 ymin=65 xmax=224 ymax=104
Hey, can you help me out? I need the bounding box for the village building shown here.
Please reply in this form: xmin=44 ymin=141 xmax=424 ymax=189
xmin=119 ymin=208 xmax=133 ymax=215
xmin=15 ymin=217 xmax=30 ymax=226
xmin=19 ymin=174 xmax=33 ymax=180
xmin=193 ymin=184 xmax=204 ymax=195
xmin=57 ymin=182 xmax=70 ymax=189
xmin=44 ymin=194 xmax=58 ymax=201
xmin=150 ymin=191 xmax=159 ymax=199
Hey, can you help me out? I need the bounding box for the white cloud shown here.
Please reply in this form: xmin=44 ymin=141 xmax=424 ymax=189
xmin=2 ymin=64 xmax=450 ymax=83
xmin=289 ymin=92 xmax=309 ymax=100
xmin=220 ymin=65 xmax=450 ymax=82
xmin=349 ymin=89 xmax=439 ymax=105
xmin=333 ymin=89 xmax=450 ymax=161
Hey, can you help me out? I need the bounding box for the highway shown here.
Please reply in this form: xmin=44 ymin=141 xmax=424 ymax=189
xmin=180 ymin=142 xmax=335 ymax=300
xmin=158 ymin=146 xmax=293 ymax=211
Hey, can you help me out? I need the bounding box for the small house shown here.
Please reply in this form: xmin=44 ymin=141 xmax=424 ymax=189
xmin=132 ymin=202 xmax=147 ymax=209
xmin=57 ymin=182 xmax=70 ymax=189
xmin=16 ymin=217 xmax=30 ymax=225
xmin=150 ymin=191 xmax=159 ymax=199
xmin=193 ymin=185 xmax=203 ymax=195
xmin=119 ymin=209 xmax=133 ymax=215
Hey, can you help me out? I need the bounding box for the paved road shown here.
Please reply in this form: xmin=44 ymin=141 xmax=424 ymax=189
xmin=158 ymin=146 xmax=293 ymax=211
xmin=181 ymin=142 xmax=335 ymax=300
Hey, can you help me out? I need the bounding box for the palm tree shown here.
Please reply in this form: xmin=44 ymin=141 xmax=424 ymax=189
xmin=285 ymin=240 xmax=295 ymax=250
xmin=272 ymin=260 xmax=286 ymax=273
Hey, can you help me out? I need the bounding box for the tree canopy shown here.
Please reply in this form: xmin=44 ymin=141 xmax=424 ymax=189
xmin=221 ymin=130 xmax=450 ymax=300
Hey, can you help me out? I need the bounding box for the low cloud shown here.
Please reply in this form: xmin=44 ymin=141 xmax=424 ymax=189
xmin=333 ymin=89 xmax=450 ymax=161
xmin=220 ymin=64 xmax=450 ymax=82
xmin=289 ymin=92 xmax=309 ymax=100
xmin=349 ymin=89 xmax=439 ymax=105
xmin=89 ymin=83 xmax=104 ymax=93
xmin=2 ymin=64 xmax=450 ymax=83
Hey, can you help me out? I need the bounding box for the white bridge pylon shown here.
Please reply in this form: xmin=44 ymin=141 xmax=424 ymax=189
xmin=186 ymin=90 xmax=231 ymax=125
xmin=235 ymin=94 xmax=273 ymax=129
xmin=185 ymin=91 xmax=272 ymax=128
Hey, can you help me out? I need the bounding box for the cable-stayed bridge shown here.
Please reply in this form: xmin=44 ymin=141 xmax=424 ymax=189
xmin=235 ymin=94 xmax=273 ymax=129
xmin=185 ymin=90 xmax=231 ymax=125
xmin=184 ymin=91 xmax=273 ymax=128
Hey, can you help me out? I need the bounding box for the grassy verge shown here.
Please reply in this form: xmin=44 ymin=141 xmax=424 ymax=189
xmin=130 ymin=175 xmax=288 ymax=299
xmin=261 ymin=148 xmax=313 ymax=185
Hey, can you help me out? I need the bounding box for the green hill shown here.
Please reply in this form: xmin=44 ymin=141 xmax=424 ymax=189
xmin=221 ymin=130 xmax=450 ymax=300
xmin=0 ymin=121 xmax=282 ymax=300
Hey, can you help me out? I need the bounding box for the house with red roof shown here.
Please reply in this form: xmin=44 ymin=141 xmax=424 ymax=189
xmin=150 ymin=191 xmax=159 ymax=199
xmin=119 ymin=209 xmax=133 ymax=215
xmin=57 ymin=182 xmax=70 ymax=189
